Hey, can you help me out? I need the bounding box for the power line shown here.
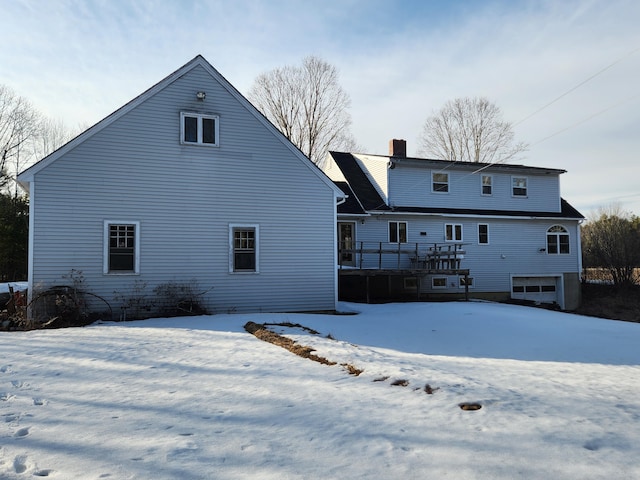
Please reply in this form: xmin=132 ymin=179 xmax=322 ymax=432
xmin=514 ymin=46 xmax=640 ymax=127
xmin=532 ymin=92 xmax=640 ymax=146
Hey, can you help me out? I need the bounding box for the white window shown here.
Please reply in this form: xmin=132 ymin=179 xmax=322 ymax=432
xmin=481 ymin=175 xmax=492 ymax=195
xmin=478 ymin=224 xmax=489 ymax=245
xmin=230 ymin=224 xmax=259 ymax=273
xmin=104 ymin=221 xmax=140 ymax=274
xmin=432 ymin=172 xmax=449 ymax=193
xmin=547 ymin=225 xmax=570 ymax=254
xmin=389 ymin=221 xmax=407 ymax=244
xmin=432 ymin=277 xmax=447 ymax=288
xmin=181 ymin=112 xmax=219 ymax=146
xmin=512 ymin=176 xmax=527 ymax=197
xmin=459 ymin=277 xmax=474 ymax=288
xmin=445 ymin=223 xmax=463 ymax=242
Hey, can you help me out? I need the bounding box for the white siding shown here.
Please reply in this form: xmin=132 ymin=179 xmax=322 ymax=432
xmin=28 ymin=63 xmax=337 ymax=314
xmin=390 ymin=164 xmax=562 ymax=212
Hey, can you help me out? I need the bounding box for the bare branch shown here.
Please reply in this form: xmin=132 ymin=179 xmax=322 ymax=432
xmin=418 ymin=96 xmax=528 ymax=163
xmin=248 ymin=56 xmax=356 ymax=168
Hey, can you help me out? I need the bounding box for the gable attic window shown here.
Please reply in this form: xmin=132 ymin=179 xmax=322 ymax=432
xmin=180 ymin=112 xmax=219 ymax=146
xmin=104 ymin=221 xmax=140 ymax=274
xmin=432 ymin=172 xmax=449 ymax=193
xmin=512 ymin=176 xmax=528 ymax=197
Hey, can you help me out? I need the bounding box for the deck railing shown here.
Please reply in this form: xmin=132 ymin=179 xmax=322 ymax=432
xmin=338 ymin=241 xmax=467 ymax=271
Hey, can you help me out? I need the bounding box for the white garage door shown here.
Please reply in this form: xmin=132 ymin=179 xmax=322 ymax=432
xmin=512 ymin=276 xmax=559 ymax=304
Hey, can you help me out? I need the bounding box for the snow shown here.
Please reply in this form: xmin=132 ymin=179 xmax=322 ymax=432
xmin=0 ymin=282 xmax=28 ymax=294
xmin=1 ymin=300 xmax=639 ymax=479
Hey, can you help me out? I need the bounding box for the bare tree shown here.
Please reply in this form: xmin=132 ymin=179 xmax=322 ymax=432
xmin=32 ymin=117 xmax=75 ymax=161
xmin=582 ymin=204 xmax=640 ymax=287
xmin=248 ymin=56 xmax=356 ymax=167
xmin=0 ymin=85 xmax=40 ymax=192
xmin=418 ymin=96 xmax=528 ymax=163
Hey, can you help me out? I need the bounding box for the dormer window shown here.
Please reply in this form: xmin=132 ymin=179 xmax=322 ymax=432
xmin=180 ymin=112 xmax=219 ymax=146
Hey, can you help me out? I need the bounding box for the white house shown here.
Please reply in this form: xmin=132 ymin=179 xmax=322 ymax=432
xmin=323 ymin=140 xmax=584 ymax=310
xmin=17 ymin=55 xmax=344 ymax=317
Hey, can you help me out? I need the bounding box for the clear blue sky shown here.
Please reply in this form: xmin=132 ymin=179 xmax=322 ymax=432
xmin=3 ymin=0 xmax=639 ymax=215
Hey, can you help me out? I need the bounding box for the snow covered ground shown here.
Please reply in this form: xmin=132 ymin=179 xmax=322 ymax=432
xmin=1 ymin=300 xmax=639 ymax=479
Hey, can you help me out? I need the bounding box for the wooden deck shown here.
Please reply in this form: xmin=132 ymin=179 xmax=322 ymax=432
xmin=338 ymin=242 xmax=471 ymax=302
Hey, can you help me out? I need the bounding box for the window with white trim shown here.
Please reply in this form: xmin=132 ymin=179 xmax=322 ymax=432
xmin=478 ymin=224 xmax=489 ymax=245
xmin=181 ymin=112 xmax=219 ymax=146
xmin=389 ymin=221 xmax=407 ymax=244
xmin=432 ymin=277 xmax=447 ymax=288
xmin=445 ymin=223 xmax=462 ymax=242
xmin=546 ymin=225 xmax=570 ymax=254
xmin=104 ymin=221 xmax=139 ymax=274
xmin=230 ymin=225 xmax=259 ymax=272
xmin=512 ymin=176 xmax=527 ymax=197
xmin=481 ymin=175 xmax=492 ymax=195
xmin=432 ymin=172 xmax=449 ymax=193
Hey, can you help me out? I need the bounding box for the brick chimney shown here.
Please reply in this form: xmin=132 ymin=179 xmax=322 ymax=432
xmin=389 ymin=139 xmax=406 ymax=157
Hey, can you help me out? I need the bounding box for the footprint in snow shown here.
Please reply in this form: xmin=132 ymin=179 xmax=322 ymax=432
xmin=33 ymin=397 xmax=47 ymax=406
xmin=2 ymin=412 xmax=20 ymax=423
xmin=0 ymin=365 xmax=12 ymax=373
xmin=11 ymin=380 xmax=27 ymax=389
xmin=34 ymin=469 xmax=54 ymax=477
xmin=14 ymin=426 xmax=30 ymax=438
xmin=0 ymin=392 xmax=15 ymax=401
xmin=13 ymin=455 xmax=28 ymax=474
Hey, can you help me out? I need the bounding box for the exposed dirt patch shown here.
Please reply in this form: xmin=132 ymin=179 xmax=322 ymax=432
xmin=244 ymin=322 xmax=440 ymax=393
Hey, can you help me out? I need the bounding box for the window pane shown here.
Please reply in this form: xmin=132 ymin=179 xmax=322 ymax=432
xmin=559 ymin=235 xmax=570 ymax=254
xmin=512 ymin=285 xmax=525 ymax=293
xmin=541 ymin=285 xmax=556 ymax=292
xmin=433 ymin=173 xmax=449 ymax=192
xmin=433 ymin=277 xmax=446 ymax=287
xmin=547 ymin=235 xmax=558 ymax=254
xmin=202 ymin=117 xmax=216 ymax=144
xmin=446 ymin=224 xmax=453 ymax=241
xmin=398 ymin=222 xmax=407 ymax=243
xmin=478 ymin=224 xmax=488 ymax=244
xmin=513 ymin=177 xmax=527 ymax=196
xmin=233 ymin=228 xmax=256 ymax=271
xmin=455 ymin=225 xmax=462 ymax=241
xmin=482 ymin=175 xmax=492 ymax=195
xmin=184 ymin=116 xmax=197 ymax=143
xmin=234 ymin=252 xmax=255 ymax=270
xmin=525 ymin=285 xmax=541 ymax=293
xmin=109 ymin=224 xmax=135 ymax=271
xmin=389 ymin=222 xmax=397 ymax=243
